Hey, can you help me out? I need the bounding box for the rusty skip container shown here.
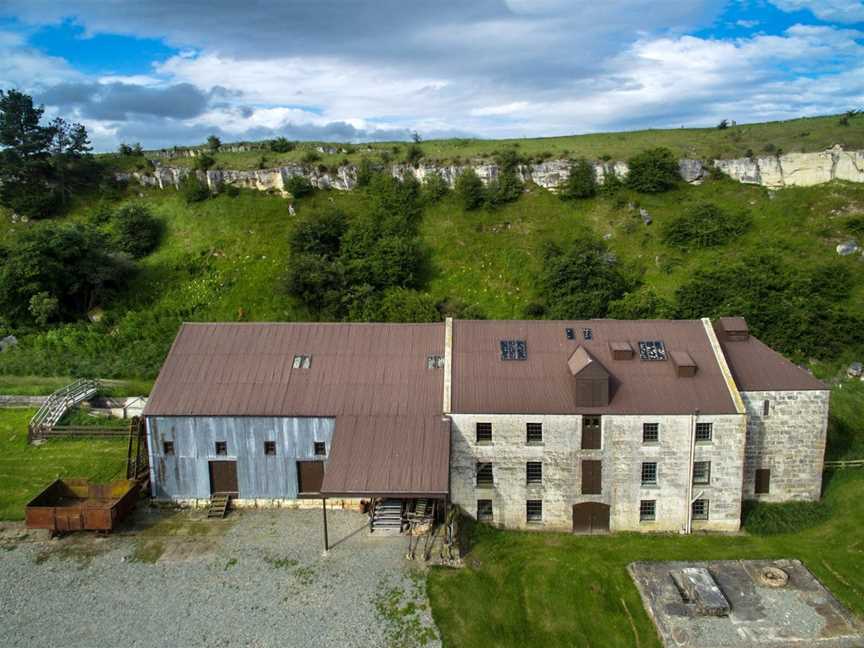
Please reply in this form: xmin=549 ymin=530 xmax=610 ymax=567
xmin=25 ymin=478 xmax=139 ymax=534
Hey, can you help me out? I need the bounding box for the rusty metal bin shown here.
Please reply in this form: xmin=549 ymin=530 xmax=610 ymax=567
xmin=25 ymin=478 xmax=139 ymax=534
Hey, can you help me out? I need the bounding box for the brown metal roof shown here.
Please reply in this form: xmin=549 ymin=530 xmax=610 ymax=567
xmin=713 ymin=322 xmax=826 ymax=392
xmin=144 ymin=322 xmax=448 ymax=496
xmin=452 ymin=319 xmax=738 ymax=415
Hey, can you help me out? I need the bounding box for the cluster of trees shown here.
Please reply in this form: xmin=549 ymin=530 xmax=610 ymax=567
xmin=455 ymin=149 xmax=524 ymax=210
xmin=0 ymin=90 xmax=103 ymax=218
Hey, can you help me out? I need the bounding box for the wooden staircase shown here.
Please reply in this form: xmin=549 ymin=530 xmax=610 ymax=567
xmin=208 ymin=493 xmax=231 ymax=519
xmin=370 ymin=498 xmax=403 ymax=534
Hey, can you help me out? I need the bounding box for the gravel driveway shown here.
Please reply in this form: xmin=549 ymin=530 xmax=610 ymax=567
xmin=0 ymin=508 xmax=440 ymax=648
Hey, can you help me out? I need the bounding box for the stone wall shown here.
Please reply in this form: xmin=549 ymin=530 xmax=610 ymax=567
xmin=741 ymin=389 xmax=830 ymax=502
xmin=119 ymin=145 xmax=864 ymax=197
xmin=607 ymin=413 xmax=746 ymax=533
xmin=449 ymin=411 xmax=745 ymax=533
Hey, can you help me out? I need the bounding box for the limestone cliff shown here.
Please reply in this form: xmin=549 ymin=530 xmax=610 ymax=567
xmin=118 ymin=146 xmax=864 ymax=196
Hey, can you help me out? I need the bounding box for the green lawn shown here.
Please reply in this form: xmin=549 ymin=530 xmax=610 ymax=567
xmin=129 ymin=112 xmax=864 ymax=171
xmin=0 ymin=408 xmax=128 ymax=520
xmin=427 ymin=469 xmax=864 ymax=648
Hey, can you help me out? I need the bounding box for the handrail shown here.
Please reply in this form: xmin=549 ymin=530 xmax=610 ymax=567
xmin=28 ymin=378 xmax=101 ymax=442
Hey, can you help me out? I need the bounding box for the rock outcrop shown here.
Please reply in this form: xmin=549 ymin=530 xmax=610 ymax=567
xmin=118 ymin=146 xmax=863 ymax=197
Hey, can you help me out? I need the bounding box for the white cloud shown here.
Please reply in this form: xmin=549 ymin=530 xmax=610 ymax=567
xmin=770 ymin=1 xmax=864 ymax=23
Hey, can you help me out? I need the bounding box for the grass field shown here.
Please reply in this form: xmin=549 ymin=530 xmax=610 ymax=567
xmin=130 ymin=112 xmax=864 ymax=171
xmin=427 ymin=469 xmax=864 ymax=648
xmin=0 ymin=408 xmax=128 ymax=520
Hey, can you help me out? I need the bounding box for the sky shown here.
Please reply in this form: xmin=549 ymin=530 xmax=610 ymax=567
xmin=0 ymin=0 xmax=862 ymax=151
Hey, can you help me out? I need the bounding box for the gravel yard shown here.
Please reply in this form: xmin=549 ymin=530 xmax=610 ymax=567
xmin=0 ymin=507 xmax=440 ymax=648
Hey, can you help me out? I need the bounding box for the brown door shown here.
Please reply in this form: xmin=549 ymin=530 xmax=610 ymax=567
xmin=297 ymin=461 xmax=324 ymax=496
xmin=581 ymin=460 xmax=602 ymax=495
xmin=572 ymin=502 xmax=610 ymax=534
xmin=209 ymin=460 xmax=238 ymax=495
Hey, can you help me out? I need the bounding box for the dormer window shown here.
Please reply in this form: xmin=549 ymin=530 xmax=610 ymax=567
xmin=426 ymin=354 xmax=444 ymax=369
xmin=500 ymin=340 xmax=527 ymax=361
xmin=292 ymin=354 xmax=312 ymax=369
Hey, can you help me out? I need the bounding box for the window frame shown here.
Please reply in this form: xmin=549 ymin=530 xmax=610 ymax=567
xmin=477 ymin=499 xmax=493 ymax=522
xmin=214 ymin=441 xmax=227 ymax=456
xmin=642 ymin=422 xmax=659 ymax=444
xmin=476 ymin=462 xmax=494 ymax=487
xmin=313 ymin=441 xmax=327 ymax=456
xmin=526 ymin=422 xmax=543 ymax=445
xmin=476 ymin=422 xmax=493 ymax=445
xmin=639 ymin=499 xmax=656 ymax=522
xmin=695 ymin=422 xmax=713 ymax=443
xmin=692 ymin=460 xmax=711 ymax=485
xmin=692 ymin=498 xmax=709 ymax=521
xmin=526 ymin=499 xmax=543 ymax=524
xmin=526 ymin=461 xmax=543 ymax=485
xmin=264 ymin=440 xmax=277 ymax=456
xmin=162 ymin=440 xmax=175 ymax=456
xmin=641 ymin=461 xmax=658 ymax=486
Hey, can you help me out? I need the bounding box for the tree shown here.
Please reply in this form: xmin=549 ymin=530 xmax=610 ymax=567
xmin=193 ymin=153 xmax=215 ymax=171
xmin=626 ymin=147 xmax=680 ymax=193
xmin=560 ymin=159 xmax=597 ymax=200
xmin=206 ymin=135 xmax=221 ymax=151
xmin=110 ymin=205 xmax=163 ymax=259
xmin=289 ymin=208 xmax=346 ymax=259
xmin=286 ymin=174 xmax=314 ymax=198
xmin=404 ymin=143 xmax=423 ymax=165
xmin=608 ymin=288 xmax=672 ymax=319
xmin=270 ymin=137 xmax=295 ymax=153
xmin=717 ymin=119 xmax=729 ymax=130
xmin=46 ymin=116 xmax=97 ymax=207
xmin=662 ymin=203 xmax=752 ymax=249
xmin=422 ymin=172 xmax=449 ymax=203
xmin=180 ymin=175 xmax=210 ymax=204
xmin=536 ymin=237 xmax=631 ymax=319
xmin=350 ymin=287 xmax=438 ymax=322
xmin=455 ymin=168 xmax=485 ymax=210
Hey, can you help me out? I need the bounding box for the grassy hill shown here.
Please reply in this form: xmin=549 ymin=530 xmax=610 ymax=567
xmin=118 ymin=112 xmax=864 ymax=172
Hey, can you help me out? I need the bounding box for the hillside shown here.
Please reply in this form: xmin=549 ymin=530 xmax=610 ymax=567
xmin=107 ymin=112 xmax=864 ymax=172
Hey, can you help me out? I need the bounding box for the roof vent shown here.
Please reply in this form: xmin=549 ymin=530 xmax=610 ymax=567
xmin=609 ymin=341 xmax=634 ymax=360
xmin=565 ymin=328 xmax=575 ymax=340
xmin=671 ymin=351 xmax=697 ymax=377
xmin=568 ymin=346 xmax=610 ymax=407
xmin=718 ymin=317 xmax=749 ymax=341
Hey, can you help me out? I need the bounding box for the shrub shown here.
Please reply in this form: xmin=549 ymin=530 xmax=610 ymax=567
xmin=180 ymin=175 xmax=210 ymax=204
xmin=435 ymin=297 xmax=485 ymax=320
xmin=111 ymin=205 xmax=163 ymax=259
xmin=350 ymin=287 xmax=438 ymax=322
xmin=455 ymin=169 xmax=485 ymax=210
xmin=626 ymin=147 xmax=679 ymax=193
xmin=742 ymin=499 xmax=832 ymax=535
xmin=286 ymin=174 xmax=314 ymax=198
xmin=193 ymin=153 xmax=215 ymax=171
xmin=608 ymin=288 xmax=672 ymax=319
xmin=717 ymin=119 xmax=729 ymax=130
xmin=662 ymin=203 xmax=752 ymax=249
xmin=422 ymin=172 xmax=449 ymax=203
xmin=289 ymin=207 xmax=346 ymax=259
xmin=404 ymin=143 xmax=424 ymax=166
xmin=223 ymin=184 xmax=240 ymax=197
xmin=560 ymin=159 xmax=597 ymax=200
xmin=301 ymin=150 xmax=321 ymax=164
xmin=206 ymin=135 xmax=221 ymax=151
xmin=356 ymin=157 xmax=375 ymax=187
xmin=485 ymin=170 xmax=522 ymax=207
xmin=269 ymin=137 xmax=295 ymax=153
xmin=845 ymin=215 xmax=864 ymax=235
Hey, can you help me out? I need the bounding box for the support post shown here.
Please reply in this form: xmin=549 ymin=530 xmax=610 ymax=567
xmin=322 ymin=498 xmax=329 ymax=553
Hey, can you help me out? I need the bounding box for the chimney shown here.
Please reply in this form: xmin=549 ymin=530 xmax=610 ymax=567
xmin=718 ymin=317 xmax=749 ymax=342
xmin=568 ymin=346 xmax=611 ymax=406
xmin=609 ymin=341 xmax=634 ymax=360
xmin=671 ymin=351 xmax=698 ymax=378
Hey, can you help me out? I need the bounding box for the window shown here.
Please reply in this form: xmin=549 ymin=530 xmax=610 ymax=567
xmin=693 ymin=461 xmax=711 ymax=485
xmin=500 ymin=339 xmax=527 ymax=360
xmin=526 ymin=462 xmax=542 ymax=484
xmin=215 ymin=441 xmax=227 ymax=456
xmin=641 ymin=462 xmax=658 ymax=486
xmin=526 ymin=422 xmax=543 ymax=444
xmin=476 ymin=422 xmax=492 ymax=444
xmin=763 ymin=399 xmax=770 ymax=417
xmin=692 ymin=499 xmax=709 ymax=521
xmin=695 ymin=422 xmax=713 ymax=442
xmin=314 ymin=441 xmax=327 ymax=456
xmin=163 ymin=441 xmax=175 ymax=456
xmin=581 ymin=415 xmax=602 ymax=449
xmin=640 ymin=499 xmax=656 ymax=522
xmin=426 ymin=354 xmax=444 ymax=369
xmin=755 ymin=468 xmax=771 ymax=494
xmin=642 ymin=423 xmax=659 ymax=443
xmin=477 ymin=499 xmax=493 ymax=522
xmin=476 ymin=462 xmax=494 ymax=487
xmin=526 ymin=500 xmax=543 ymax=523
xmin=583 ymin=327 xmax=593 ymax=340
xmin=581 ymin=460 xmax=602 ymax=495
xmin=264 ymin=441 xmax=276 ymax=456
xmin=292 ymin=354 xmax=312 ymax=369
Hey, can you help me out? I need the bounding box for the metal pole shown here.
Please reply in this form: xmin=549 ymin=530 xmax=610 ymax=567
xmin=322 ymin=498 xmax=329 ymax=553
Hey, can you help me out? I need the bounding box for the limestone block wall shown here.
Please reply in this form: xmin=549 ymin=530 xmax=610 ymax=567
xmin=741 ymin=390 xmax=829 ymax=502
xmin=607 ymin=413 xmax=746 ymax=533
xmin=449 ymin=413 xmax=610 ymax=531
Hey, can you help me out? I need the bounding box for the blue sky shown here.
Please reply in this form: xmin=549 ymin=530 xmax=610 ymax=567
xmin=0 ymin=1 xmax=862 ymax=151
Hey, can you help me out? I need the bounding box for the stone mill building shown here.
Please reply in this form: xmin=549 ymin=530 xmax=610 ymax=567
xmin=143 ymin=317 xmax=828 ymax=534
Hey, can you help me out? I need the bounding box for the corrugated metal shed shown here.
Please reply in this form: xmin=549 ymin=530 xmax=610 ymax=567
xmin=452 ymin=319 xmax=738 ymax=415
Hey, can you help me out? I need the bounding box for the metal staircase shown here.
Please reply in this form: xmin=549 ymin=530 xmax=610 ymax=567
xmin=208 ymin=493 xmax=231 ymax=519
xmin=28 ymin=379 xmax=101 ymax=443
xmin=370 ymin=498 xmax=404 ymax=534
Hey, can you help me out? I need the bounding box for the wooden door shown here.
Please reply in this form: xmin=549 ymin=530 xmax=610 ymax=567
xmin=572 ymin=502 xmax=610 ymax=534
xmin=581 ymin=460 xmax=602 ymax=495
xmin=297 ymin=460 xmax=324 ymax=496
xmin=209 ymin=460 xmax=238 ymax=495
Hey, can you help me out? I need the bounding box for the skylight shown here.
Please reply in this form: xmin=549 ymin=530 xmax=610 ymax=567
xmin=500 ymin=340 xmax=527 ymax=361
xmin=638 ymin=341 xmax=666 ymax=361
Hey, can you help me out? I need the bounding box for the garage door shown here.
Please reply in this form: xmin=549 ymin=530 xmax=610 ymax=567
xmin=572 ymin=502 xmax=610 ymax=534
xmin=297 ymin=460 xmax=324 ymax=496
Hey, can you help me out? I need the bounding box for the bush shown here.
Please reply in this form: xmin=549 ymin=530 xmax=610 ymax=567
xmin=286 ymin=174 xmax=314 ymax=198
xmin=404 ymin=143 xmax=424 ymax=166
xmin=608 ymin=288 xmax=672 ymax=319
xmin=350 ymin=287 xmax=438 ymax=322
xmin=110 ymin=205 xmax=163 ymax=259
xmin=356 ymin=157 xmax=375 ymax=187
xmin=455 ymin=169 xmax=485 ymax=210
xmin=742 ymin=499 xmax=832 ymax=535
xmin=206 ymin=135 xmax=221 ymax=151
xmin=289 ymin=207 xmax=346 ymax=259
xmin=269 ymin=137 xmax=295 ymax=153
xmin=662 ymin=203 xmax=752 ymax=249
xmin=845 ymin=215 xmax=864 ymax=235
xmin=223 ymin=184 xmax=240 ymax=197
xmin=485 ymin=171 xmax=522 ymax=207
xmin=435 ymin=297 xmax=485 ymax=320
xmin=560 ymin=159 xmax=597 ymax=200
xmin=193 ymin=153 xmax=215 ymax=171
xmin=301 ymin=150 xmax=321 ymax=164
xmin=180 ymin=175 xmax=210 ymax=204
xmin=422 ymin=172 xmax=449 ymax=203
xmin=626 ymin=147 xmax=679 ymax=193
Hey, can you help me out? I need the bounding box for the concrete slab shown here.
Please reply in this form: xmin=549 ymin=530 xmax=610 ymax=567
xmin=629 ymin=559 xmax=864 ymax=647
